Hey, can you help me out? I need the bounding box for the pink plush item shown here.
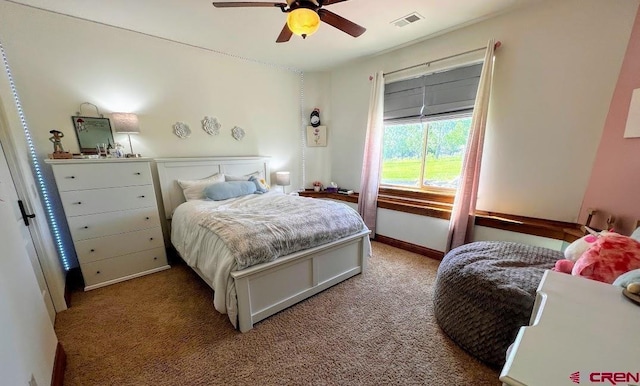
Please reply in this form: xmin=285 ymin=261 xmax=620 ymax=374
xmin=552 ymin=259 xmax=575 ymax=274
xmin=563 ymin=231 xmax=610 ymax=261
xmin=572 ymin=233 xmax=640 ymax=284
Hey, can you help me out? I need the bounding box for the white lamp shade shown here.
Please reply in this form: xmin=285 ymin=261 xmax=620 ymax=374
xmin=276 ymin=171 xmax=291 ymax=186
xmin=111 ymin=113 xmax=140 ymax=134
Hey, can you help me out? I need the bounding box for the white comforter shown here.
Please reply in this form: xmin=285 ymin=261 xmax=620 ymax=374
xmin=172 ymin=198 xmax=241 ymax=326
xmin=171 ymin=191 xmax=369 ymax=328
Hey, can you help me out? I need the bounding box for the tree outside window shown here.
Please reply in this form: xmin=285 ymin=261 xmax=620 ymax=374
xmin=381 ymin=114 xmax=472 ymax=191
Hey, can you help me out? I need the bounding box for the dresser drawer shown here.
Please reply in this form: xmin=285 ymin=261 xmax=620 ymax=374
xmin=51 ymin=162 xmax=152 ymax=191
xmin=75 ymin=227 xmax=164 ymax=264
xmin=81 ymin=247 xmax=168 ymax=288
xmin=67 ymin=207 xmax=161 ymax=241
xmin=60 ymin=185 xmax=157 ymax=217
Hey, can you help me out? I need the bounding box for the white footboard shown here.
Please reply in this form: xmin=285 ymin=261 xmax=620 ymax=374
xmin=231 ymin=230 xmax=370 ymax=332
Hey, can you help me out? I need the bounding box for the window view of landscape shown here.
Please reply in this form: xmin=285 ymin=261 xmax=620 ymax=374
xmin=381 ymin=116 xmax=472 ymax=190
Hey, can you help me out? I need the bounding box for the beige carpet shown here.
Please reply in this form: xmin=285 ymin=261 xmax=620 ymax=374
xmin=55 ymin=242 xmax=500 ymax=385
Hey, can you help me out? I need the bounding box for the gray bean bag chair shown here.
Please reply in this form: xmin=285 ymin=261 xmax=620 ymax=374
xmin=433 ymin=241 xmax=562 ymax=368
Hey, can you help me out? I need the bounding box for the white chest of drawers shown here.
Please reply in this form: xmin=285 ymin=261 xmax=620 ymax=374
xmin=46 ymin=158 xmax=170 ymax=290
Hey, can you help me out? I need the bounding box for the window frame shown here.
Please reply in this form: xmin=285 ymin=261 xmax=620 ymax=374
xmin=380 ymin=110 xmax=473 ymax=199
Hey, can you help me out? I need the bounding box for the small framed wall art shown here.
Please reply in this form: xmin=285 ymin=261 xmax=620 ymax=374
xmin=306 ymin=125 xmax=327 ymax=147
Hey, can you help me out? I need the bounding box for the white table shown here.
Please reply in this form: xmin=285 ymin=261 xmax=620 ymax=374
xmin=500 ymin=270 xmax=640 ymax=386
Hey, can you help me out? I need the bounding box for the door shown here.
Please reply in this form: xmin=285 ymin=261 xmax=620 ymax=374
xmin=0 ymin=140 xmax=55 ymax=323
xmin=0 ymin=141 xmax=58 ymax=386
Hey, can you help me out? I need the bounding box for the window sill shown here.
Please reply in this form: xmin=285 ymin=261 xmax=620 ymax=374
xmin=298 ymin=190 xmax=358 ymax=203
xmin=298 ymin=190 xmax=584 ymax=243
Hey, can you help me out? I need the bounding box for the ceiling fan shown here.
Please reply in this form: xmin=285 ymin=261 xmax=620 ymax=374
xmin=211 ymin=0 xmax=366 ymax=43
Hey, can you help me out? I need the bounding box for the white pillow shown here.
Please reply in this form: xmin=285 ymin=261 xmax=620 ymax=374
xmin=225 ymin=170 xmax=264 ymax=182
xmin=177 ymin=173 xmax=225 ymax=201
xmin=631 ymin=227 xmax=640 ymax=242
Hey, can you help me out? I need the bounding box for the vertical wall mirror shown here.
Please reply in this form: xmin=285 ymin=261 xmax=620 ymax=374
xmin=71 ymin=116 xmax=115 ymax=154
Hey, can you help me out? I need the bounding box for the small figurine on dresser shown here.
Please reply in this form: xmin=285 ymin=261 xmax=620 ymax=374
xmin=112 ymin=143 xmax=126 ymax=158
xmin=48 ymin=129 xmax=72 ymax=159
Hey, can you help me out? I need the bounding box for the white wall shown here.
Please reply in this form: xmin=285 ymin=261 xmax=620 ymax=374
xmin=322 ymin=0 xmax=638 ymax=224
xmin=0 ymin=2 xmax=303 ymax=268
xmin=377 ymin=209 xmax=450 ymax=251
xmin=302 ymin=71 xmax=332 ymax=189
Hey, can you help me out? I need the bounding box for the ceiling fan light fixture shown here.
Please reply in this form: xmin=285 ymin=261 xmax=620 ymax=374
xmin=286 ymin=8 xmax=320 ymax=38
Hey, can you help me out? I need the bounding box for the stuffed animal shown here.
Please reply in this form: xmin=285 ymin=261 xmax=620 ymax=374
xmin=553 ymin=259 xmax=575 ymax=274
xmin=569 ymin=233 xmax=640 ymax=284
xmin=554 ymin=232 xmax=640 ymax=284
xmin=563 ymin=229 xmax=612 ymax=261
xmin=553 ymin=229 xmax=606 ymax=273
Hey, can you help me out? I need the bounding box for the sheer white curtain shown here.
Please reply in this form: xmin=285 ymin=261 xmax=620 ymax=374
xmin=446 ymin=39 xmax=497 ymax=252
xmin=358 ymin=71 xmax=385 ymax=237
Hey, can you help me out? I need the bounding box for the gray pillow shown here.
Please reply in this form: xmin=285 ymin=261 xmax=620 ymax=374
xmin=204 ymin=181 xmax=256 ymax=201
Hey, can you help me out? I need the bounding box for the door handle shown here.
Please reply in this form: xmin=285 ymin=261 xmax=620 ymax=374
xmin=17 ymin=200 xmax=35 ymax=226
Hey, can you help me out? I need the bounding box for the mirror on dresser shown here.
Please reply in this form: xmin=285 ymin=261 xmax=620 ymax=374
xmin=71 ymin=116 xmax=115 ymax=154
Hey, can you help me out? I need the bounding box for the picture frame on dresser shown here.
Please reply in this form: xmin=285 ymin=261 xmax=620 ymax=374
xmin=44 ymin=158 xmax=170 ymax=290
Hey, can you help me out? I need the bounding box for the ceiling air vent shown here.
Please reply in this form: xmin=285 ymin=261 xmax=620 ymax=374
xmin=392 ymin=12 xmax=424 ymax=28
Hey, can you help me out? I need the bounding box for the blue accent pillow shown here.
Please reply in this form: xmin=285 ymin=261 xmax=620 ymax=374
xmin=204 ymin=181 xmax=256 ymax=201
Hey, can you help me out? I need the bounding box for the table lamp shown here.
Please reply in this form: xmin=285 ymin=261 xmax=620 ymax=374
xmin=276 ymin=171 xmax=291 ymax=193
xmin=111 ymin=113 xmax=141 ymax=157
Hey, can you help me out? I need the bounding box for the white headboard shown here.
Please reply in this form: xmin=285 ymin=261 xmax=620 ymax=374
xmin=155 ymin=156 xmax=271 ymax=219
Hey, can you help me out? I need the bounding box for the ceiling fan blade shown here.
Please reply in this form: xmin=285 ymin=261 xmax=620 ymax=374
xmin=319 ymin=0 xmax=349 ymax=6
xmin=212 ymin=2 xmax=286 ymax=8
xmin=318 ymin=9 xmax=366 ymax=37
xmin=276 ymin=23 xmax=293 ymax=43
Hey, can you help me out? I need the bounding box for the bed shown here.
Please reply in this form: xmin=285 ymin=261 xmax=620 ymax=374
xmin=155 ymin=157 xmax=371 ymax=332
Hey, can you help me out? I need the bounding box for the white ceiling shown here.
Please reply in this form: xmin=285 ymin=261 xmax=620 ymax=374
xmin=9 ymin=0 xmax=541 ymax=72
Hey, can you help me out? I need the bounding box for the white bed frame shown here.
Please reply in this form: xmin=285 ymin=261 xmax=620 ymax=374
xmin=155 ymin=157 xmax=370 ymax=332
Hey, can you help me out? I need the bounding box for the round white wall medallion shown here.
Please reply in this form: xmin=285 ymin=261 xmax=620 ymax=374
xmin=173 ymin=122 xmax=191 ymax=139
xmin=202 ymin=116 xmax=221 ymax=136
xmin=231 ymin=126 xmax=245 ymax=141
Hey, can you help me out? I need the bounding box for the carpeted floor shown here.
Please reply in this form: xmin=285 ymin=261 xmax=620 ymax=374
xmin=55 ymin=241 xmax=501 ymax=385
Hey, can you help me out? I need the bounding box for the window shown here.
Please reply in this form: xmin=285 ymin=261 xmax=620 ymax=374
xmin=381 ymin=114 xmax=472 ymax=190
xmin=381 ymin=63 xmax=482 ymax=193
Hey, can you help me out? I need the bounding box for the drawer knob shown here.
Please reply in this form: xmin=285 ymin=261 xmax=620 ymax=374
xmin=75 ymin=201 xmax=82 ymax=205
xmin=83 ymin=226 xmax=89 ymax=229
xmin=149 ymin=237 xmax=154 ymax=241
xmin=90 ymin=249 xmax=95 ymax=252
xmin=66 ymin=176 xmax=75 ymax=179
xmin=138 ymin=195 xmax=146 ymax=198
xmin=96 ymin=271 xmax=101 ymax=274
xmin=134 ymin=172 xmax=141 ymax=175
xmin=153 ymin=257 xmax=158 ymax=260
xmin=145 ymin=217 xmax=150 ymax=220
